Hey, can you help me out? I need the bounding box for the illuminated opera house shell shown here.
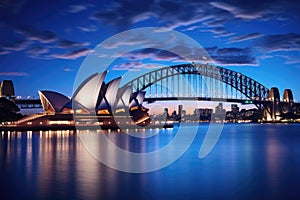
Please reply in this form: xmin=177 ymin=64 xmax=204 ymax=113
xmin=37 ymin=71 xmax=149 ymax=125
xmin=39 ymin=91 xmax=70 ymax=113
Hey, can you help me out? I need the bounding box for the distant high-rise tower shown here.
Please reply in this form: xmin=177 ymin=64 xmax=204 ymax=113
xmin=0 ymin=80 xmax=15 ymax=102
xmin=178 ymin=104 xmax=183 ymax=116
xmin=231 ymin=104 xmax=239 ymax=118
xmin=163 ymin=108 xmax=169 ymax=119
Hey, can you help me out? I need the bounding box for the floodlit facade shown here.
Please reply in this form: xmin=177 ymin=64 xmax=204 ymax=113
xmin=73 ymin=72 xmax=107 ymax=113
xmin=263 ymin=87 xmax=295 ymax=121
xmin=39 ymin=90 xmax=70 ymax=113
xmin=20 ymin=71 xmax=150 ymax=127
xmin=97 ymin=77 xmax=122 ymax=115
xmin=115 ymin=86 xmax=132 ymax=114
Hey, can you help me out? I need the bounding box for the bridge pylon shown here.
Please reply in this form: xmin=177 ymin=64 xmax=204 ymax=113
xmin=263 ymin=88 xmax=296 ymax=121
xmin=282 ymin=89 xmax=294 ymax=118
xmin=263 ymin=87 xmax=281 ymax=121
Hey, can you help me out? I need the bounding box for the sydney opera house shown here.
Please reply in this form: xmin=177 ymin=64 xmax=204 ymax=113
xmin=16 ymin=71 xmax=151 ymax=129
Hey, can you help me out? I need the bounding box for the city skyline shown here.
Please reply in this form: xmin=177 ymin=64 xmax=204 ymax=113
xmin=0 ymin=0 xmax=300 ymax=101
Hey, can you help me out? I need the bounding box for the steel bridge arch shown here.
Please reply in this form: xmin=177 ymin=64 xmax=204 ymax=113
xmin=121 ymin=63 xmax=269 ymax=100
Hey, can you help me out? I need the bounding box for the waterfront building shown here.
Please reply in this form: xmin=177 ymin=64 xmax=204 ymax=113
xmin=0 ymin=80 xmax=15 ymax=102
xmin=15 ymin=71 xmax=150 ymax=128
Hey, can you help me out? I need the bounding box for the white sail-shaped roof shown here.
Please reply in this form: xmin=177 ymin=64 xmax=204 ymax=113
xmin=61 ymin=100 xmax=90 ymax=114
xmin=72 ymin=71 xmax=107 ymax=112
xmin=39 ymin=90 xmax=70 ymax=113
xmin=104 ymin=77 xmax=121 ymax=111
xmin=115 ymin=86 xmax=132 ymax=110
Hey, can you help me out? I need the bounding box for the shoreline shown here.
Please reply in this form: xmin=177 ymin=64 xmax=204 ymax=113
xmin=0 ymin=123 xmax=174 ymax=131
xmin=1 ymin=121 xmax=299 ymax=131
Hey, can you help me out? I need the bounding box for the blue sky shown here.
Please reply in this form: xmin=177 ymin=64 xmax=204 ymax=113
xmin=0 ymin=0 xmax=300 ymax=102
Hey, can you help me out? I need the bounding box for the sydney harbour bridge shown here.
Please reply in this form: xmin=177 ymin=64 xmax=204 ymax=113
xmin=13 ymin=63 xmax=299 ymax=122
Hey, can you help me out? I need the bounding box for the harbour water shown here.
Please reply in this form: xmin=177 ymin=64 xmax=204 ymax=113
xmin=1 ymin=124 xmax=300 ymax=199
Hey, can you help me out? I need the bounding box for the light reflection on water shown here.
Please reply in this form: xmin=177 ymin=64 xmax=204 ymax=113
xmin=1 ymin=124 xmax=300 ymax=199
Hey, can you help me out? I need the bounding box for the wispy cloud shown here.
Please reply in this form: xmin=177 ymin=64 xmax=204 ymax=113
xmin=27 ymin=46 xmax=49 ymax=58
xmin=201 ymin=27 xmax=235 ymax=38
xmin=90 ymin=0 xmax=300 ymax=38
xmin=0 ymin=49 xmax=10 ymax=55
xmin=64 ymin=68 xmax=74 ymax=72
xmin=68 ymin=4 xmax=88 ymax=13
xmin=77 ymin=25 xmax=97 ymax=32
xmin=206 ymin=46 xmax=258 ymax=66
xmin=131 ymin=12 xmax=156 ymax=24
xmin=210 ymin=1 xmax=264 ymax=19
xmin=1 ymin=40 xmax=30 ymax=51
xmin=112 ymin=61 xmax=162 ymax=71
xmin=203 ymin=19 xmax=225 ymax=27
xmin=257 ymin=33 xmax=300 ymax=52
xmin=91 ymin=0 xmax=214 ymax=30
xmin=123 ymin=48 xmax=185 ymax=62
xmin=16 ymin=26 xmax=57 ymax=43
xmin=57 ymin=39 xmax=90 ymax=48
xmin=227 ymin=33 xmax=264 ymax=43
xmin=0 ymin=72 xmax=28 ymax=76
xmin=101 ymin=33 xmax=148 ymax=49
xmin=182 ymin=25 xmax=201 ymax=31
xmin=276 ymin=55 xmax=300 ymax=64
xmin=50 ymin=48 xmax=92 ymax=60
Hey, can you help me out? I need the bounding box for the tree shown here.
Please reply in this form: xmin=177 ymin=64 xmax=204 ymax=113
xmin=0 ymin=98 xmax=23 ymax=122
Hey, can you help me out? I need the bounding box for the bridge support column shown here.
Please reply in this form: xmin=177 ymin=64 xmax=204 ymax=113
xmin=282 ymin=89 xmax=294 ymax=119
xmin=263 ymin=87 xmax=281 ymax=121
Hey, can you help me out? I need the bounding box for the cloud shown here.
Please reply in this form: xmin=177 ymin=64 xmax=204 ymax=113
xmin=27 ymin=46 xmax=49 ymax=57
xmin=206 ymin=46 xmax=258 ymax=66
xmin=203 ymin=19 xmax=225 ymax=27
xmin=210 ymin=1 xmax=265 ymax=19
xmin=77 ymin=25 xmax=97 ymax=32
xmin=201 ymin=27 xmax=235 ymax=38
xmin=257 ymin=33 xmax=300 ymax=52
xmin=0 ymin=49 xmax=10 ymax=55
xmin=101 ymin=33 xmax=148 ymax=49
xmin=112 ymin=61 xmax=162 ymax=71
xmin=0 ymin=72 xmax=28 ymax=76
xmin=91 ymin=0 xmax=215 ymax=30
xmin=16 ymin=26 xmax=57 ymax=43
xmin=276 ymin=55 xmax=300 ymax=64
xmin=210 ymin=0 xmax=300 ymax=21
xmin=131 ymin=12 xmax=156 ymax=24
xmin=182 ymin=25 xmax=201 ymax=31
xmin=57 ymin=39 xmax=90 ymax=48
xmin=123 ymin=48 xmax=188 ymax=63
xmin=68 ymin=4 xmax=88 ymax=13
xmin=214 ymin=32 xmax=235 ymax=38
xmin=113 ymin=46 xmax=258 ymax=69
xmin=165 ymin=15 xmax=213 ymax=30
xmin=92 ymin=0 xmax=155 ymax=28
xmin=1 ymin=40 xmax=29 ymax=51
xmin=51 ymin=48 xmax=92 ymax=60
xmin=90 ymin=0 xmax=300 ymax=41
xmin=64 ymin=68 xmax=74 ymax=72
xmin=227 ymin=33 xmax=264 ymax=43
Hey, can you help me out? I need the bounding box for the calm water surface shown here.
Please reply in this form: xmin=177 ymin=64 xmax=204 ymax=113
xmin=1 ymin=124 xmax=300 ymax=199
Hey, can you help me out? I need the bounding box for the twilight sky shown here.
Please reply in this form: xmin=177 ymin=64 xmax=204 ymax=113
xmin=1 ymin=0 xmax=300 ymax=101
